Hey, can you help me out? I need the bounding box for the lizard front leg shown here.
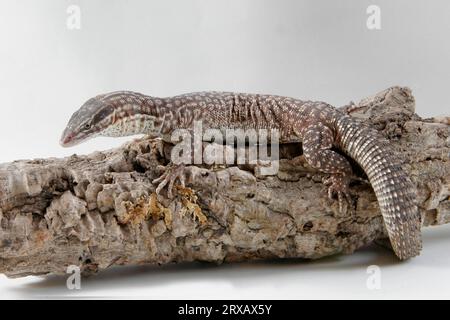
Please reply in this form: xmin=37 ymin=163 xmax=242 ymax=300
xmin=300 ymin=123 xmax=353 ymax=212
xmin=134 ymin=141 xmax=188 ymax=198
xmin=152 ymin=162 xmax=187 ymax=198
xmin=151 ymin=134 xmax=198 ymax=198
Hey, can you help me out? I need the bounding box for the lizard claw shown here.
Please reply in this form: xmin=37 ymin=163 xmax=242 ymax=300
xmin=324 ymin=174 xmax=352 ymax=213
xmin=153 ymin=163 xmax=186 ymax=198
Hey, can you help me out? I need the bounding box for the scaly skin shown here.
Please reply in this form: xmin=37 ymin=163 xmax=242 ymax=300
xmin=61 ymin=91 xmax=422 ymax=260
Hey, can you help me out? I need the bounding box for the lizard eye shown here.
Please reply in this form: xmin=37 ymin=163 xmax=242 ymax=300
xmin=83 ymin=123 xmax=92 ymax=130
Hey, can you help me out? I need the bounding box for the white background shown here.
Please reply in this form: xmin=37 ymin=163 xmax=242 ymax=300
xmin=0 ymin=0 xmax=449 ymax=299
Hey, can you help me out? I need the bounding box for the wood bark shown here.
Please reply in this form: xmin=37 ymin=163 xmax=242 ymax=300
xmin=0 ymin=86 xmax=448 ymax=278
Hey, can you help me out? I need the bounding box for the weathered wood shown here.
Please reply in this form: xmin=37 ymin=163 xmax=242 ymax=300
xmin=0 ymin=86 xmax=448 ymax=278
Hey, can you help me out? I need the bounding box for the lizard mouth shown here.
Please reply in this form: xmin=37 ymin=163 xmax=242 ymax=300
xmin=60 ymin=129 xmax=95 ymax=147
xmin=60 ymin=131 xmax=80 ymax=148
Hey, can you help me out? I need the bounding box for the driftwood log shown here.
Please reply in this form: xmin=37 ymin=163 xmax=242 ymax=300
xmin=0 ymin=86 xmax=448 ymax=278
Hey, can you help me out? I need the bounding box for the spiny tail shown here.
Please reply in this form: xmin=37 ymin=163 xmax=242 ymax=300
xmin=336 ymin=115 xmax=422 ymax=259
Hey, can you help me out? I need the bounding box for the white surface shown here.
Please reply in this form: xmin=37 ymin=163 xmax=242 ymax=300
xmin=0 ymin=0 xmax=449 ymax=299
xmin=1 ymin=224 xmax=450 ymax=300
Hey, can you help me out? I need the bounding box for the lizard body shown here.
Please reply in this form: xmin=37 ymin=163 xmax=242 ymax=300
xmin=61 ymin=91 xmax=422 ymax=260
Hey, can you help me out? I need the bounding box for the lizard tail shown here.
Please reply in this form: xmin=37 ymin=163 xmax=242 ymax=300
xmin=336 ymin=115 xmax=422 ymax=259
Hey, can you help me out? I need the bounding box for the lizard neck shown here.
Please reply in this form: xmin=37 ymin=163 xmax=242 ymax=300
xmin=99 ymin=91 xmax=171 ymax=138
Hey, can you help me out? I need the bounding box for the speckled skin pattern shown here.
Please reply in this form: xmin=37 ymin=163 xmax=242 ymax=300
xmin=61 ymin=91 xmax=422 ymax=260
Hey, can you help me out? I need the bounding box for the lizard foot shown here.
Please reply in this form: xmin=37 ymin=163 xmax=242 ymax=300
xmin=323 ymin=174 xmax=352 ymax=213
xmin=152 ymin=163 xmax=186 ymax=198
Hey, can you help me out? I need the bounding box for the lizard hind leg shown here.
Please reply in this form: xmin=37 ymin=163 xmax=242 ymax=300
xmin=323 ymin=174 xmax=352 ymax=211
xmin=300 ymin=123 xmax=354 ymax=213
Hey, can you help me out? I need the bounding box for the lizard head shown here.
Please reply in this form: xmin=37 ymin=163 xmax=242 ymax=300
xmin=60 ymin=95 xmax=118 ymax=147
xmin=61 ymin=96 xmax=103 ymax=147
xmin=60 ymin=91 xmax=161 ymax=148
